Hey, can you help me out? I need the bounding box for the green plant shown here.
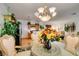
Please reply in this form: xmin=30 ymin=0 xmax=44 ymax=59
xmin=0 ymin=20 xmax=20 ymax=37
xmin=40 ymin=25 xmax=44 ymax=29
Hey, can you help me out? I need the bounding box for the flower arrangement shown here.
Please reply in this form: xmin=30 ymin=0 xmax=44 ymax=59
xmin=38 ymin=28 xmax=63 ymax=42
xmin=38 ymin=26 xmax=64 ymax=50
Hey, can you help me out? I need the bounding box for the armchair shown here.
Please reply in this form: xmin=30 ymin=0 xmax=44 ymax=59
xmin=65 ymin=33 xmax=79 ymax=55
xmin=0 ymin=35 xmax=31 ymax=56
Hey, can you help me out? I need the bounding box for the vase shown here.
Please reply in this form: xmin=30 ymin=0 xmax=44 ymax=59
xmin=43 ymin=40 xmax=51 ymax=50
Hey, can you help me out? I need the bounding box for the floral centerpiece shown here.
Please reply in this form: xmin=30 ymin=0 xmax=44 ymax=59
xmin=38 ymin=28 xmax=64 ymax=49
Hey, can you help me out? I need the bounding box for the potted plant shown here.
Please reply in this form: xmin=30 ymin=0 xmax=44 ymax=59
xmin=0 ymin=19 xmax=20 ymax=45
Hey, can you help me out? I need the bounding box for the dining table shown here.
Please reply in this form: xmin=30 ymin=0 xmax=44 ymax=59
xmin=31 ymin=31 xmax=79 ymax=56
xmin=31 ymin=41 xmax=75 ymax=56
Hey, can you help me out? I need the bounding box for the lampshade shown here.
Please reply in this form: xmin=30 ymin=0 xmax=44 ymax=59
xmin=34 ymin=12 xmax=39 ymax=17
xmin=52 ymin=12 xmax=57 ymax=17
xmin=49 ymin=7 xmax=56 ymax=13
xmin=38 ymin=7 xmax=44 ymax=13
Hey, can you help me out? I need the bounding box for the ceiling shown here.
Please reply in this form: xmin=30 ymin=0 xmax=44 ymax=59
xmin=4 ymin=3 xmax=79 ymax=21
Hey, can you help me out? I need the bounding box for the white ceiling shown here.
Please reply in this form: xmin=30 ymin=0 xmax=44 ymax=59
xmin=4 ymin=3 xmax=79 ymax=21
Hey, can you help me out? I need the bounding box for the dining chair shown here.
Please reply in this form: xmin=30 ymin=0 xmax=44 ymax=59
xmin=65 ymin=33 xmax=79 ymax=55
xmin=0 ymin=35 xmax=31 ymax=56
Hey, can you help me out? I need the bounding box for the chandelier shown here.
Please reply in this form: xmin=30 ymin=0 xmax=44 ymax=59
xmin=34 ymin=6 xmax=57 ymax=22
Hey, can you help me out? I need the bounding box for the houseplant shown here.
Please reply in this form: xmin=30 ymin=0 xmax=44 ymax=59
xmin=0 ymin=19 xmax=20 ymax=45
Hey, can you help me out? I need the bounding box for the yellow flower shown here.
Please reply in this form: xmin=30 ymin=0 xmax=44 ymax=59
xmin=38 ymin=31 xmax=42 ymax=39
xmin=59 ymin=38 xmax=62 ymax=42
xmin=47 ymin=34 xmax=51 ymax=39
xmin=50 ymin=33 xmax=56 ymax=38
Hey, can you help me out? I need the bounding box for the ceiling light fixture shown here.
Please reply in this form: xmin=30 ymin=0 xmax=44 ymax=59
xmin=34 ymin=6 xmax=57 ymax=22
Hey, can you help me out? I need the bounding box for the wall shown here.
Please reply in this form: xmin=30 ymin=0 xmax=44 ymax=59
xmin=0 ymin=4 xmax=79 ymax=38
xmin=0 ymin=4 xmax=8 ymax=28
xmin=18 ymin=14 xmax=79 ymax=38
xmin=0 ymin=4 xmax=8 ymax=36
xmin=18 ymin=19 xmax=37 ymax=38
xmin=38 ymin=14 xmax=79 ymax=32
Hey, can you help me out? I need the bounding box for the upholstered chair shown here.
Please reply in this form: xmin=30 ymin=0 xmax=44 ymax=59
xmin=0 ymin=35 xmax=31 ymax=56
xmin=65 ymin=33 xmax=79 ymax=55
xmin=31 ymin=31 xmax=39 ymax=43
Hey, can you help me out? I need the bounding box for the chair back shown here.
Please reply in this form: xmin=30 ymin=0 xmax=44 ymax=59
xmin=0 ymin=35 xmax=16 ymax=56
xmin=65 ymin=34 xmax=79 ymax=54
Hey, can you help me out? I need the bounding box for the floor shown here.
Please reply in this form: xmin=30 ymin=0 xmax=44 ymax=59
xmin=21 ymin=38 xmax=32 ymax=47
